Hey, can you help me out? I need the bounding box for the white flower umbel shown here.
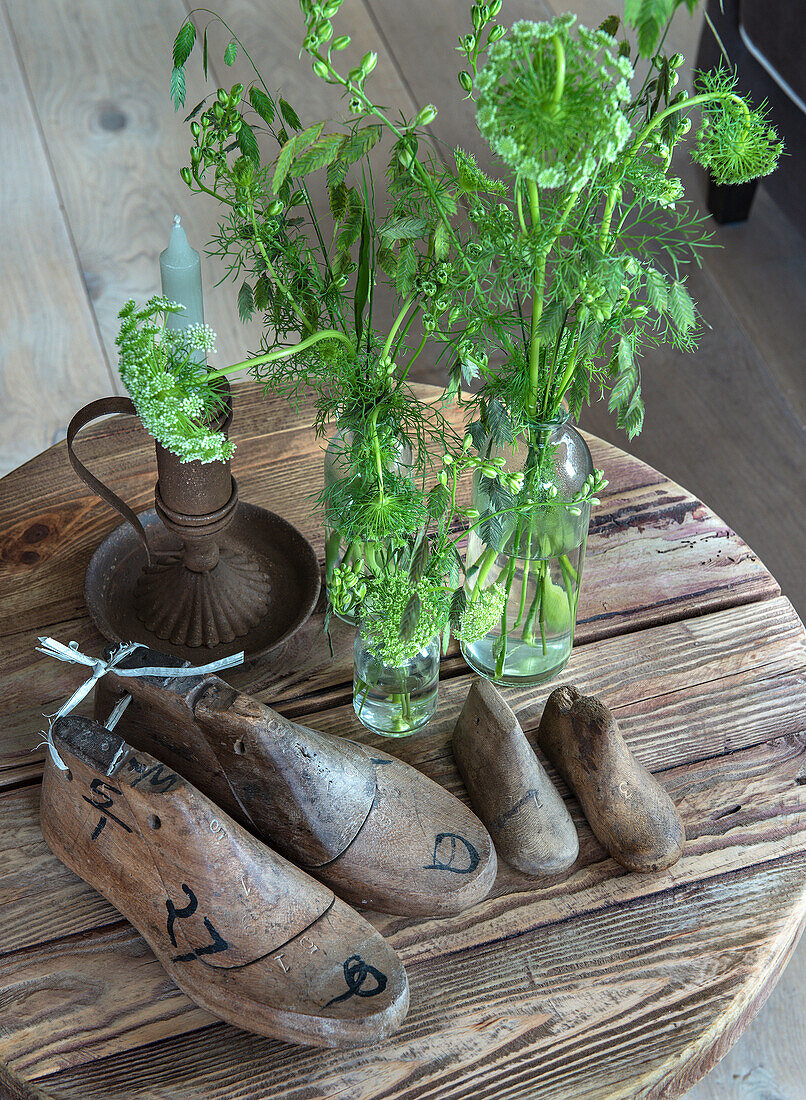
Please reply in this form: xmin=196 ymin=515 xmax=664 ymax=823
xmin=116 ymin=297 xmax=233 ymax=464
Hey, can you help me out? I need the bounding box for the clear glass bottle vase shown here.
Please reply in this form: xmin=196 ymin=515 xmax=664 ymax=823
xmin=323 ymin=425 xmax=412 ymax=624
xmin=353 ymin=633 xmax=440 ymax=736
xmin=461 ymin=414 xmax=593 ymax=686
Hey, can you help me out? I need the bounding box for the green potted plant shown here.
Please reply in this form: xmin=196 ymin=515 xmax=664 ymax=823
xmin=439 ymin=0 xmax=782 ymax=685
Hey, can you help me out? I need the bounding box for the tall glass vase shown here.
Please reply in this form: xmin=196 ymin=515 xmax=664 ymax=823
xmin=461 ymin=414 xmax=593 ymax=686
xmin=323 ymin=426 xmax=412 ymax=624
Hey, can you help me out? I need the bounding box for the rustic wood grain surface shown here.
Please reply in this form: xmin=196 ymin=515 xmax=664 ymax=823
xmin=1 ymin=0 xmax=805 ymax=1092
xmin=0 ymin=381 xmax=804 ymax=1099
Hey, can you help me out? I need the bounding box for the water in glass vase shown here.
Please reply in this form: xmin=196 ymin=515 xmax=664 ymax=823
xmin=462 ymin=530 xmax=587 ymax=685
xmin=461 ymin=414 xmax=593 ymax=686
xmin=353 ymin=634 xmax=439 ymax=736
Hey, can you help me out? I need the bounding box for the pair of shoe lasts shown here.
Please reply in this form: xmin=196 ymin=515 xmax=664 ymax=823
xmin=41 ymin=648 xmax=497 ymax=1050
xmin=453 ymin=679 xmax=685 ymax=877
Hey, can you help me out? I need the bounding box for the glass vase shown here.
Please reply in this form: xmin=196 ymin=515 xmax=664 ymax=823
xmin=353 ymin=632 xmax=440 ymax=736
xmin=324 ymin=426 xmax=412 ymax=624
xmin=461 ymin=414 xmax=593 ymax=686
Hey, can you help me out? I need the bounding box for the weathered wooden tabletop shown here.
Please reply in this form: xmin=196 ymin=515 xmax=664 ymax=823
xmin=0 ymin=382 xmax=804 ymax=1100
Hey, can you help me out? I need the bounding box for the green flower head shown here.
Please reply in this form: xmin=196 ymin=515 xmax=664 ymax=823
xmin=692 ymin=69 xmax=783 ymax=185
xmin=116 ymin=297 xmax=233 ymax=464
xmin=475 ymin=15 xmax=633 ymax=189
xmin=456 ymin=583 xmax=507 ymax=644
xmin=359 ymin=570 xmax=446 ymax=666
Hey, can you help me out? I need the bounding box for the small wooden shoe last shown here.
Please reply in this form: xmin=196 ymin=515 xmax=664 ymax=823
xmin=94 ymin=648 xmax=497 ymax=916
xmin=453 ymin=679 xmax=578 ymax=876
xmin=40 ymin=716 xmax=408 ymax=1048
xmin=537 ymin=686 xmax=685 ymax=872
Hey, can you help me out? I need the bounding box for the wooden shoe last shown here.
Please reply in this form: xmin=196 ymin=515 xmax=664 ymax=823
xmin=94 ymin=648 xmax=497 ymax=916
xmin=40 ymin=716 xmax=409 ymax=1048
xmin=537 ymin=686 xmax=685 ymax=873
xmin=453 ymin=679 xmax=578 ymax=876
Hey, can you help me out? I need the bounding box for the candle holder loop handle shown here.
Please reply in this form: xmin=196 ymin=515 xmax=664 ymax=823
xmin=67 ymin=397 xmax=167 ymax=568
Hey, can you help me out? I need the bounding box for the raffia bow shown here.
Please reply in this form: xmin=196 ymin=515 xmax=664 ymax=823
xmin=34 ymin=638 xmax=244 ymax=771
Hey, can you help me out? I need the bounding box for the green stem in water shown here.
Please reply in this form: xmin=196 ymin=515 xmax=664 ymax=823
xmin=526 ymin=179 xmax=545 ymax=417
xmin=468 ymin=545 xmax=498 ymax=605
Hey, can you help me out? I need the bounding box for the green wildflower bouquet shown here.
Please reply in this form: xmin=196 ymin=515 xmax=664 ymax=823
xmin=167 ymin=3 xmax=517 ymax=667
xmin=436 ymin=0 xmax=783 ymax=683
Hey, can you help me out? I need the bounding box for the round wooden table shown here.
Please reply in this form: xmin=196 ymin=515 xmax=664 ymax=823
xmin=1 ymin=382 xmax=804 ymax=1100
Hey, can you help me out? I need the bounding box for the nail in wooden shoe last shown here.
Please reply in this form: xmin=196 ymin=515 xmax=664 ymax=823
xmin=537 ymin=686 xmax=685 ymax=873
xmin=40 ymin=716 xmax=409 ymax=1048
xmin=94 ymin=648 xmax=497 ymax=917
xmin=453 ymin=679 xmax=578 ymax=876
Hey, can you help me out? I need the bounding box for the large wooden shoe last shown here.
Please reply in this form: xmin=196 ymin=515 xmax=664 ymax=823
xmin=40 ymin=716 xmax=409 ymax=1048
xmin=453 ymin=679 xmax=578 ymax=876
xmin=94 ymin=648 xmax=497 ymax=916
xmin=537 ymin=686 xmax=685 ymax=873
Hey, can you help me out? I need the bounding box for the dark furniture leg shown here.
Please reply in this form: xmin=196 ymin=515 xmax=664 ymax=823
xmin=707 ymin=178 xmax=759 ymax=225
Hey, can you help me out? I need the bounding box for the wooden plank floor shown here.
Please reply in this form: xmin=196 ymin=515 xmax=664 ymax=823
xmin=0 ymin=0 xmax=803 ymax=1095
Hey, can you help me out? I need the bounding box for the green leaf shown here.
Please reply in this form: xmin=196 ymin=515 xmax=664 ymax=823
xmin=183 ymin=98 xmax=206 ymax=123
xmin=449 ymin=587 xmax=468 ymax=631
xmin=249 ymin=87 xmax=275 ymax=125
xmin=224 ymin=40 xmax=238 ymax=66
xmin=237 ymin=119 xmax=260 ymax=166
xmin=669 ymin=279 xmax=695 ymax=333
xmin=598 ymin=15 xmax=620 ymax=36
xmin=395 ymin=242 xmax=417 ymax=295
xmin=409 ymin=534 xmax=430 ymax=583
xmin=577 ymin=321 xmax=602 ymax=360
xmin=467 ymin=420 xmax=487 ymax=452
xmin=447 ymin=544 xmax=464 ymax=587
xmin=608 ymin=336 xmax=637 ymax=413
xmin=535 ymin=297 xmax=566 ymax=343
xmin=329 ymin=181 xmax=348 ymax=222
xmin=433 ymin=221 xmax=449 ymax=260
xmin=427 ymin=482 xmax=451 ymax=520
xmin=292 ymin=132 xmax=344 ymax=176
xmin=624 ymin=0 xmax=675 ymax=58
xmin=327 ymin=158 xmax=347 ymax=190
xmin=617 ymin=333 xmax=634 ymax=375
xmin=172 ymin=22 xmax=196 ymax=69
xmin=486 ymin=398 xmax=513 ymax=446
xmin=340 ymin=124 xmax=382 ymax=167
xmin=170 ymin=66 xmax=186 ymax=109
xmin=202 ymin=26 xmax=208 ymax=79
xmin=354 ymin=209 xmax=371 ymax=345
xmin=646 ymin=267 xmax=668 ymax=313
xmin=380 ymin=215 xmax=428 ymax=241
xmin=478 ymin=511 xmax=505 ymax=551
xmin=272 ymin=122 xmax=324 ymax=194
xmin=253 ymin=275 xmax=271 ymax=311
xmin=399 ymin=594 xmax=421 ymax=642
xmin=618 ymin=385 xmax=645 ymax=438
xmin=336 ymin=188 xmax=363 ymax=253
xmin=237 ymin=280 xmax=254 ymax=323
xmin=279 ymin=97 xmax=302 ymax=131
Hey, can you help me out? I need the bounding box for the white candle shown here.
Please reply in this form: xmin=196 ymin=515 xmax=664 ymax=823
xmin=159 ymin=215 xmax=204 ymax=331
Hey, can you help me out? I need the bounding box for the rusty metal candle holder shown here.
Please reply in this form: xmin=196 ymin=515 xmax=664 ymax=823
xmin=67 ymin=387 xmax=320 ymax=664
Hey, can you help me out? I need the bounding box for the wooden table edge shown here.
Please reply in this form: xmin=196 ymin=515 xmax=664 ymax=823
xmin=645 ymin=890 xmax=806 ymax=1099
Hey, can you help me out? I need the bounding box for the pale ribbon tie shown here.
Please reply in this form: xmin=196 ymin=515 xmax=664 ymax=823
xmin=34 ymin=637 xmax=244 ymax=771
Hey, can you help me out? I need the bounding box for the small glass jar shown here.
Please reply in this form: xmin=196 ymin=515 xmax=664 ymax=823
xmin=353 ymin=632 xmax=440 ymax=737
xmin=461 ymin=414 xmax=593 ymax=686
xmin=324 ymin=426 xmax=413 ymax=624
